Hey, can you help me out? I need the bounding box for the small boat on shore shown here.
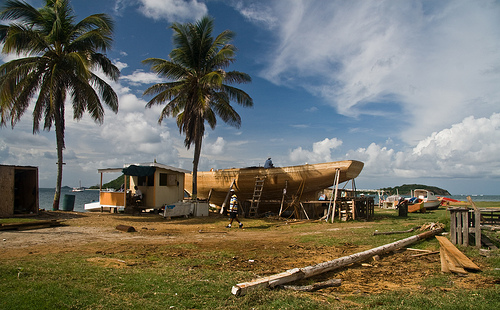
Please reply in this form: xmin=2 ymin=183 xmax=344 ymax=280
xmin=185 ymin=160 xmax=364 ymax=206
xmin=407 ymin=189 xmax=441 ymax=211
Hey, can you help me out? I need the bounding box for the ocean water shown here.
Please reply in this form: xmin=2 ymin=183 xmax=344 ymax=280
xmin=39 ymin=188 xmax=99 ymax=212
xmin=38 ymin=188 xmax=500 ymax=213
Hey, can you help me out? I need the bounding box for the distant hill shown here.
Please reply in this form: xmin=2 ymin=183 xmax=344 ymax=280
xmin=379 ymin=184 xmax=450 ymax=196
xmin=88 ymin=174 xmax=124 ymax=190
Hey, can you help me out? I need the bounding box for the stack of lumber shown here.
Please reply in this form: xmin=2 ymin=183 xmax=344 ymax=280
xmin=436 ymin=236 xmax=481 ymax=274
xmin=0 ymin=220 xmax=61 ymax=231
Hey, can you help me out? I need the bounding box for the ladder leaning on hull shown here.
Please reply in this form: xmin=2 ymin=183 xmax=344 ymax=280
xmin=248 ymin=177 xmax=265 ymax=217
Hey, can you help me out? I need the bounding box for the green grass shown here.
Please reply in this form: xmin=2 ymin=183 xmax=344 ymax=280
xmin=1 ymin=204 xmax=499 ymax=309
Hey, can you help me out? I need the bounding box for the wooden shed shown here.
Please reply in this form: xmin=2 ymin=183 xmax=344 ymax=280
xmin=85 ymin=162 xmax=190 ymax=212
xmin=0 ymin=165 xmax=39 ymax=217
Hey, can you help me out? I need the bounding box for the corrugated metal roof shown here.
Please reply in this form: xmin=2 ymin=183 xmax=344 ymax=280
xmin=97 ymin=162 xmax=190 ymax=174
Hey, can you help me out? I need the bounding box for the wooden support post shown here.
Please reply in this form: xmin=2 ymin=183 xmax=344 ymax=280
xmin=220 ymin=179 xmax=236 ymax=214
xmin=475 ymin=208 xmax=481 ymax=247
xmin=300 ymin=202 xmax=310 ymax=220
xmin=232 ymin=227 xmax=444 ymax=296
xmin=450 ymin=208 xmax=457 ymax=244
xmin=462 ymin=210 xmax=469 ymax=247
xmin=467 ymin=196 xmax=482 ymax=248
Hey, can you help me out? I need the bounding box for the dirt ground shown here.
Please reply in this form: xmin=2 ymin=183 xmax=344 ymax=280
xmin=0 ymin=211 xmax=496 ymax=296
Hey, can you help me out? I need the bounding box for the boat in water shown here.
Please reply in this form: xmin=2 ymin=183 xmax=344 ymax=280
xmin=72 ymin=181 xmax=84 ymax=192
xmin=185 ymin=160 xmax=364 ymax=206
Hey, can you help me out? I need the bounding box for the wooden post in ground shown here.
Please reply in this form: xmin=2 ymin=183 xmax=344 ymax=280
xmin=231 ymin=227 xmax=444 ymax=296
xmin=467 ymin=196 xmax=482 ymax=247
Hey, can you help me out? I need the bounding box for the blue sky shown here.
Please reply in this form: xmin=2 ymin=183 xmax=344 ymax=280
xmin=1 ymin=0 xmax=500 ymax=195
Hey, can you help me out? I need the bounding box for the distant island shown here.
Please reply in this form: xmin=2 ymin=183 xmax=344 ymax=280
xmin=377 ymin=184 xmax=450 ymax=196
xmin=88 ymin=174 xmax=124 ymax=190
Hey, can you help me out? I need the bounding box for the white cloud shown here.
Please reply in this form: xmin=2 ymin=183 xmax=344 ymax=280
xmin=138 ymin=0 xmax=208 ymax=22
xmin=114 ymin=60 xmax=128 ymax=71
xmin=120 ymin=69 xmax=165 ymax=86
xmin=231 ymin=0 xmax=278 ymax=29
xmin=289 ymin=138 xmax=342 ymax=163
xmin=345 ymin=113 xmax=500 ymax=179
xmin=204 ymin=136 xmax=226 ymax=155
xmin=243 ymin=0 xmax=500 ymax=144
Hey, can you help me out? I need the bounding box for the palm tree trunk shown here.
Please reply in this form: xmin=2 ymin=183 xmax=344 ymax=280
xmin=192 ymin=137 xmax=202 ymax=200
xmin=52 ymin=103 xmax=65 ymax=211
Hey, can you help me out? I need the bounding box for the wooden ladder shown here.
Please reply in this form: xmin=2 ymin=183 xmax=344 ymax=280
xmin=248 ymin=178 xmax=265 ymax=217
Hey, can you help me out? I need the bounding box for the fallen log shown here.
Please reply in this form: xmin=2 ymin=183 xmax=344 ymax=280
xmin=232 ymin=227 xmax=444 ymax=296
xmin=115 ymin=225 xmax=136 ymax=232
xmin=280 ymin=278 xmax=341 ymax=292
xmin=373 ymin=226 xmax=420 ymax=235
xmin=0 ymin=220 xmax=61 ymax=231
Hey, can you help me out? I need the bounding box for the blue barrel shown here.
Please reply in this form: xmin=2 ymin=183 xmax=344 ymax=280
xmin=61 ymin=194 xmax=76 ymax=211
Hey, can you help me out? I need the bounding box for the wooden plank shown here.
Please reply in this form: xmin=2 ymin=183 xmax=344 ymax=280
xmin=411 ymin=251 xmax=440 ymax=258
xmin=441 ymin=249 xmax=467 ymax=274
xmin=440 ymin=249 xmax=450 ymax=273
xmin=435 ymin=236 xmax=480 ymax=271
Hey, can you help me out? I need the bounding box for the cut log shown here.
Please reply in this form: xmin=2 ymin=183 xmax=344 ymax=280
xmin=232 ymin=227 xmax=444 ymax=296
xmin=280 ymin=278 xmax=341 ymax=292
xmin=115 ymin=225 xmax=136 ymax=232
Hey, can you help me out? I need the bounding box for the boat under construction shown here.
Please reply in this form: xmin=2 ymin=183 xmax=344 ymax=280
xmin=184 ymin=160 xmax=371 ymax=219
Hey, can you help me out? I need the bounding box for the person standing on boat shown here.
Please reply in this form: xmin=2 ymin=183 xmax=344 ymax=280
xmin=264 ymin=157 xmax=274 ymax=168
xmin=227 ymin=189 xmax=243 ymax=228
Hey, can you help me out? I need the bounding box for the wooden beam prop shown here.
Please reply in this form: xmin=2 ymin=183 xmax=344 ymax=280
xmin=436 ymin=236 xmax=480 ymax=274
xmin=232 ymin=227 xmax=444 ymax=296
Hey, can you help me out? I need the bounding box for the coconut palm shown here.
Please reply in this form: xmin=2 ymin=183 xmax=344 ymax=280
xmin=0 ymin=0 xmax=119 ymax=210
xmin=143 ymin=16 xmax=252 ymax=200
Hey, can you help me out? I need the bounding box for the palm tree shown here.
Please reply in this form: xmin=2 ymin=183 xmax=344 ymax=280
xmin=0 ymin=0 xmax=119 ymax=210
xmin=143 ymin=16 xmax=253 ymax=200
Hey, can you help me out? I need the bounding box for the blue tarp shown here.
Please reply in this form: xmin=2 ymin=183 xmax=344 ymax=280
xmin=122 ymin=165 xmax=156 ymax=176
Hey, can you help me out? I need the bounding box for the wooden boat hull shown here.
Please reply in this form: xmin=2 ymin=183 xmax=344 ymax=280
xmin=185 ymin=160 xmax=364 ymax=206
